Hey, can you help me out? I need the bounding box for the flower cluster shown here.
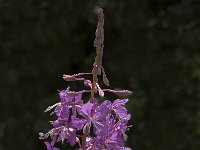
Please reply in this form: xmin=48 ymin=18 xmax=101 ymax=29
xmin=39 ymin=8 xmax=132 ymax=150
xmin=40 ymin=86 xmax=131 ymax=150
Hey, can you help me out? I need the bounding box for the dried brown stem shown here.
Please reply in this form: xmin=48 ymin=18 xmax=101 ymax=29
xmin=90 ymin=8 xmax=105 ymax=103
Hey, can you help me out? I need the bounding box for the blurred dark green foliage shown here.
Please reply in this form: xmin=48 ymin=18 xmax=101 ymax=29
xmin=2 ymin=0 xmax=200 ymax=149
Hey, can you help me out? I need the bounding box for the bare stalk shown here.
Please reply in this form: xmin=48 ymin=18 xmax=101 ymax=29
xmin=90 ymin=8 xmax=105 ymax=103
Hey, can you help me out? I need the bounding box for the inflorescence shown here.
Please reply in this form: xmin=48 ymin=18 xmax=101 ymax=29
xmin=39 ymin=8 xmax=132 ymax=150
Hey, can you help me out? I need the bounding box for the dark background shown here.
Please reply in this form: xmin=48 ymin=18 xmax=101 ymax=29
xmin=2 ymin=0 xmax=200 ymax=149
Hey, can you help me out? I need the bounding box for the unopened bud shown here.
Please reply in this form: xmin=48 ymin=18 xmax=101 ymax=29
xmin=113 ymin=90 xmax=132 ymax=97
xmin=104 ymin=89 xmax=132 ymax=97
xmin=99 ymin=88 xmax=104 ymax=97
xmin=63 ymin=74 xmax=84 ymax=82
xmin=84 ymin=80 xmax=92 ymax=88
xmin=63 ymin=75 xmax=76 ymax=81
xmin=96 ymin=83 xmax=104 ymax=97
xmin=103 ymin=75 xmax=109 ymax=86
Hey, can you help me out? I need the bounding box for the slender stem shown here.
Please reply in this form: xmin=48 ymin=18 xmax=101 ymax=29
xmin=82 ymin=125 xmax=89 ymax=150
xmin=90 ymin=69 xmax=96 ymax=103
xmin=82 ymin=134 xmax=86 ymax=150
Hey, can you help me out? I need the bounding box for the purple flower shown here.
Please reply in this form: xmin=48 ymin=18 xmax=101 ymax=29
xmin=58 ymin=87 xmax=83 ymax=116
xmin=54 ymin=105 xmax=70 ymax=119
xmin=45 ymin=141 xmax=60 ymax=150
xmin=111 ymin=99 xmax=131 ymax=121
xmin=44 ymin=136 xmax=60 ymax=150
xmin=93 ymin=125 xmax=123 ymax=149
xmin=71 ymin=115 xmax=87 ymax=130
xmin=89 ymin=113 xmax=132 ymax=150
xmin=59 ymin=126 xmax=76 ymax=146
xmin=95 ymin=100 xmax=111 ymax=120
xmin=80 ymin=101 xmax=111 ymax=134
xmin=52 ymin=119 xmax=77 ymax=146
xmin=52 ymin=117 xmax=77 ymax=146
xmin=59 ymin=87 xmax=82 ymax=104
xmin=59 ymin=87 xmax=71 ymax=103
